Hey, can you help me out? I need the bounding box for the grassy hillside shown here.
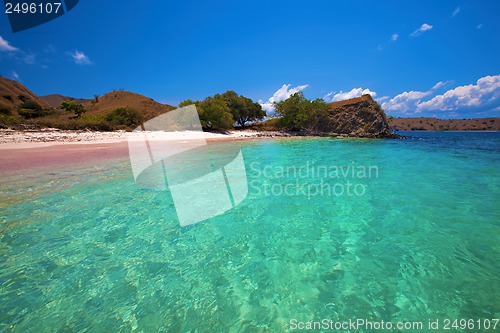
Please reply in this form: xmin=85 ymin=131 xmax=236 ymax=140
xmin=0 ymin=77 xmax=55 ymax=127
xmin=0 ymin=78 xmax=175 ymax=130
xmin=83 ymin=90 xmax=175 ymax=121
xmin=38 ymin=91 xmax=176 ymax=130
xmin=0 ymin=77 xmax=53 ymax=111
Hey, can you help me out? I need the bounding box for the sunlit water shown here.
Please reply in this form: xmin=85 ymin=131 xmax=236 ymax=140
xmin=1 ymin=132 xmax=499 ymax=332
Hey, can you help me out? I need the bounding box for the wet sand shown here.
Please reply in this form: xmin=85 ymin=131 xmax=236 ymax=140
xmin=0 ymin=130 xmax=293 ymax=175
xmin=0 ymin=142 xmax=130 ymax=175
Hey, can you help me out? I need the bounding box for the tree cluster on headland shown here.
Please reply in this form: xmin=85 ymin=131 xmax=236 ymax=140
xmin=179 ymin=90 xmax=266 ymax=131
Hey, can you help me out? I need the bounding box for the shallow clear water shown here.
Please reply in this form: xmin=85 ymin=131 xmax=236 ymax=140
xmin=1 ymin=132 xmax=499 ymax=332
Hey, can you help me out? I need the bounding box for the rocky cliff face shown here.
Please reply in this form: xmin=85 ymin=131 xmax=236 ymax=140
xmin=326 ymin=94 xmax=394 ymax=138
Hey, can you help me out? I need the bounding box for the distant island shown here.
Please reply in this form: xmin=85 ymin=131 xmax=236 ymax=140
xmin=388 ymin=116 xmax=499 ymax=131
xmin=1 ymin=77 xmax=498 ymax=138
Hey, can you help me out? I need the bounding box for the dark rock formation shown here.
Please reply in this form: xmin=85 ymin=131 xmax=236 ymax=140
xmin=326 ymin=94 xmax=396 ymax=138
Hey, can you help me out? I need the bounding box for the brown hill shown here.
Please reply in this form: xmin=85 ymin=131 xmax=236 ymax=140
xmin=41 ymin=94 xmax=91 ymax=109
xmin=326 ymin=94 xmax=393 ymax=138
xmin=0 ymin=79 xmax=176 ymax=130
xmin=83 ymin=90 xmax=175 ymax=122
xmin=0 ymin=76 xmax=53 ymax=113
xmin=388 ymin=117 xmax=500 ymax=131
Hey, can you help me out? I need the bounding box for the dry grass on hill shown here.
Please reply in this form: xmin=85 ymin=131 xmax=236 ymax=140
xmin=83 ymin=90 xmax=175 ymax=121
xmin=1 ymin=77 xmax=176 ymax=130
xmin=0 ymin=77 xmax=53 ymax=111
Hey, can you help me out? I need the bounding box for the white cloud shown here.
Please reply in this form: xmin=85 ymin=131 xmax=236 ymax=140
xmin=417 ymin=75 xmax=500 ymax=112
xmin=10 ymin=71 xmax=19 ymax=81
xmin=452 ymin=7 xmax=460 ymax=17
xmin=71 ymin=50 xmax=92 ymax=65
xmin=323 ymin=88 xmax=377 ymax=102
xmin=259 ymin=84 xmax=309 ymax=113
xmin=382 ymin=90 xmax=432 ymax=113
xmin=375 ymin=96 xmax=390 ymax=103
xmin=382 ymin=80 xmax=454 ymax=113
xmin=420 ymin=23 xmax=433 ymax=31
xmin=432 ymin=81 xmax=446 ymax=90
xmin=432 ymin=80 xmax=453 ymax=90
xmin=381 ymin=76 xmax=500 ymax=117
xmin=258 ymin=102 xmax=274 ymax=113
xmin=391 ymin=33 xmax=399 ymax=41
xmin=410 ymin=23 xmax=433 ymax=37
xmin=0 ymin=36 xmax=18 ymax=52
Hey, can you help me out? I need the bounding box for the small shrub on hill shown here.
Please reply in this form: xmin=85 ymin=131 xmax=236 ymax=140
xmin=19 ymin=100 xmax=42 ymax=111
xmin=18 ymin=94 xmax=29 ymax=102
xmin=106 ymin=107 xmax=143 ymax=127
xmin=18 ymin=108 xmax=53 ymax=119
xmin=17 ymin=99 xmax=53 ymax=119
xmin=0 ymin=104 xmax=16 ymax=126
xmin=0 ymin=105 xmax=12 ymax=115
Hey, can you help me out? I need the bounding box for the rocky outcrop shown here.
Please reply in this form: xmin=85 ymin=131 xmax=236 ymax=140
xmin=326 ymin=94 xmax=395 ymax=138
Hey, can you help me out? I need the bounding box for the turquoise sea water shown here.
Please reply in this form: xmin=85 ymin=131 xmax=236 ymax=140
xmin=1 ymin=132 xmax=499 ymax=332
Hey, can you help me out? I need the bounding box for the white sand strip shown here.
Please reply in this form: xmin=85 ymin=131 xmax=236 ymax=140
xmin=0 ymin=129 xmax=268 ymax=150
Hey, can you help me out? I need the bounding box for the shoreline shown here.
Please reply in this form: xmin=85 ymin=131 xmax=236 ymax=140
xmin=1 ymin=127 xmax=496 ymax=150
xmin=0 ymin=129 xmax=338 ymax=150
xmin=0 ymin=130 xmax=300 ymax=175
xmin=0 ymin=129 xmax=267 ymax=149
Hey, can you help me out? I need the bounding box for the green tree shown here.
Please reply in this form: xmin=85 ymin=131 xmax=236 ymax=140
xmin=179 ymin=99 xmax=196 ymax=108
xmin=180 ymin=92 xmax=265 ymax=130
xmin=308 ymin=98 xmax=330 ymax=130
xmin=60 ymin=100 xmax=86 ymax=118
xmin=221 ymin=90 xmax=266 ymax=127
xmin=198 ymin=95 xmax=234 ymax=131
xmin=275 ymin=92 xmax=329 ymax=131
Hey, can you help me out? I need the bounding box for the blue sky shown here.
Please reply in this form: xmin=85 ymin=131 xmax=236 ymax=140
xmin=1 ymin=0 xmax=499 ymax=118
